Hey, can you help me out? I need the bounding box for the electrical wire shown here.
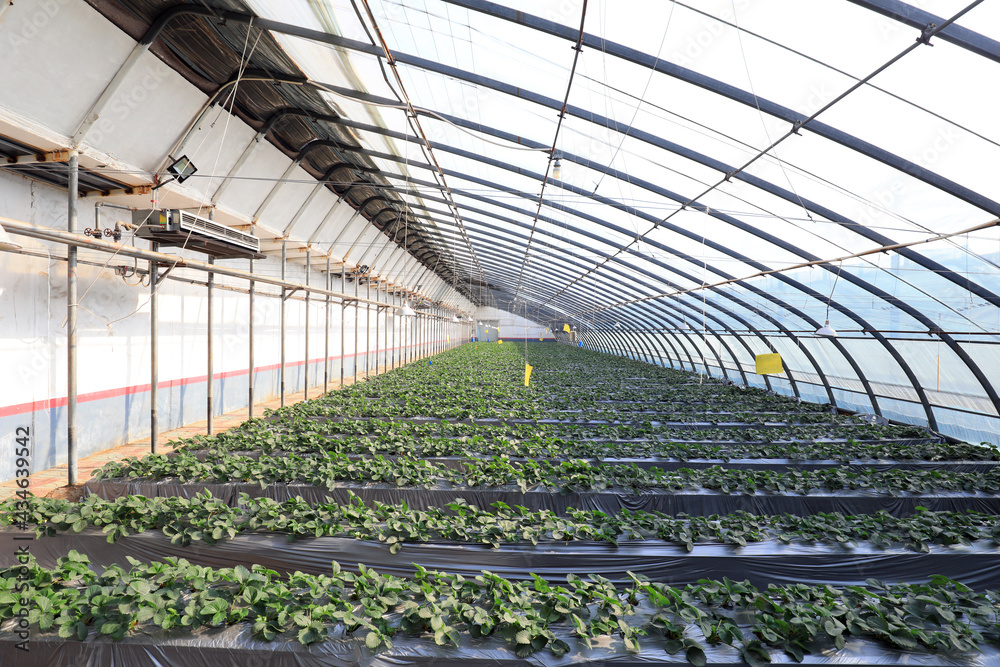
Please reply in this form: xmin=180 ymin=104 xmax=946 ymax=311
xmin=531 ymin=0 xmax=987 ymax=319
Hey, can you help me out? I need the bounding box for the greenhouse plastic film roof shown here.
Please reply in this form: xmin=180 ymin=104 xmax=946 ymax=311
xmin=92 ymin=0 xmax=1000 ymax=444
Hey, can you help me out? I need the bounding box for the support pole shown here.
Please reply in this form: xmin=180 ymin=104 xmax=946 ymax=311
xmin=280 ymin=241 xmax=286 ymax=407
xmin=341 ymin=270 xmax=346 ymax=387
xmin=354 ymin=276 xmax=361 ymax=384
xmin=304 ymin=247 xmax=310 ymax=401
xmin=207 ymin=256 xmax=214 ymax=434
xmin=365 ymin=279 xmax=371 ymax=379
xmin=390 ymin=291 xmax=395 ymax=370
xmin=324 ymin=256 xmax=331 ymax=394
xmin=248 ymin=258 xmax=255 ymax=419
xmin=66 ymin=151 xmax=79 ymax=485
xmin=149 ymin=241 xmax=159 ymax=454
xmin=374 ymin=282 xmax=380 ymax=376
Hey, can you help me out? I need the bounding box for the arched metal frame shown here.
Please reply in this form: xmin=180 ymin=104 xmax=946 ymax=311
xmin=233 ymin=81 xmax=989 ymax=427
xmin=90 ymin=3 xmax=1000 ymax=432
xmin=375 ymin=175 xmax=881 ymax=408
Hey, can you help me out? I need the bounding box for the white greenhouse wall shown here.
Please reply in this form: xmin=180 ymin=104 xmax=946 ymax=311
xmin=0 ymin=171 xmax=470 ymax=483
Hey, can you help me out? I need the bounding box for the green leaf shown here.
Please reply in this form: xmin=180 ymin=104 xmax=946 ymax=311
xmin=686 ymin=645 xmax=707 ymax=667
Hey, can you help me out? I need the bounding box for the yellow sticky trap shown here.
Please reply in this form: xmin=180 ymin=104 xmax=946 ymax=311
xmin=563 ymin=323 xmax=571 ymax=333
xmin=447 ymin=336 xmax=450 ymax=343
xmin=498 ymin=339 xmax=503 ymax=344
xmin=524 ymin=363 xmax=533 ymax=386
xmin=539 ymin=337 xmax=543 ymax=342
xmin=755 ymin=353 xmax=783 ymax=375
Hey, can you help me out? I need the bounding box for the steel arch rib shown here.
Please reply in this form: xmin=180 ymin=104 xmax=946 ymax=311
xmin=137 ymin=7 xmax=1000 ymax=318
xmin=448 ymin=232 xmax=750 ymax=385
xmin=433 ymin=218 xmax=759 ymax=388
xmin=438 ymin=213 xmax=806 ymax=395
xmin=307 ymin=112 xmax=983 ymax=418
xmin=430 ymin=207 xmax=792 ymax=387
xmin=303 ymin=95 xmax=1000 ymax=323
xmin=438 ymin=0 xmax=1000 ymax=218
xmin=281 ymin=86 xmax=1000 ymax=402
xmin=382 ymin=174 xmax=877 ymax=412
xmin=434 ymin=170 xmax=969 ymax=427
xmin=133 ymin=5 xmax=1000 ymax=416
xmin=233 ymin=78 xmax=934 ymax=420
xmin=845 ymin=0 xmax=1000 ymax=63
xmin=403 ymin=165 xmax=918 ymax=414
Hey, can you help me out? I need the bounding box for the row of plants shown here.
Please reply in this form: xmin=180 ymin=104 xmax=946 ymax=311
xmin=286 ymin=401 xmax=877 ymax=425
xmin=89 ymin=451 xmax=1000 ymax=496
xmin=58 ymin=343 xmax=997 ymax=664
xmin=173 ymin=421 xmax=987 ymax=462
xmin=267 ymin=413 xmax=937 ymax=444
xmin=7 ymin=491 xmax=1000 ymax=553
xmin=265 ymin=344 xmax=898 ymax=433
xmin=4 ymin=552 xmax=998 ymax=664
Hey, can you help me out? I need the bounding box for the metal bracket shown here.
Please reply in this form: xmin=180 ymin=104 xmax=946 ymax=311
xmin=917 ymin=22 xmax=937 ymax=46
xmin=791 ymin=120 xmax=805 ymax=134
xmin=283 ymin=287 xmax=301 ymax=301
xmin=158 ymin=265 xmax=177 ymax=281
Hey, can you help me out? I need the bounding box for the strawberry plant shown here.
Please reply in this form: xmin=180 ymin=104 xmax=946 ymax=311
xmin=3 ymin=551 xmax=999 ymax=664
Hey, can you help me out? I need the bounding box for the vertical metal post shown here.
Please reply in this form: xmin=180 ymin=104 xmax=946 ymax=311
xmin=365 ymin=280 xmax=371 ymax=379
xmin=304 ymin=248 xmax=310 ymax=401
xmin=354 ymin=276 xmax=361 ymax=384
xmin=280 ymin=241 xmax=286 ymax=407
xmin=207 ymin=256 xmax=214 ymax=434
xmin=324 ymin=256 xmax=330 ymax=394
xmin=390 ymin=291 xmax=395 ymax=370
xmin=66 ymin=152 xmax=79 ymax=484
xmin=340 ymin=270 xmax=346 ymax=387
xmin=374 ymin=282 xmax=380 ymax=376
xmin=248 ymin=258 xmax=255 ymax=419
xmin=149 ymin=241 xmax=159 ymax=454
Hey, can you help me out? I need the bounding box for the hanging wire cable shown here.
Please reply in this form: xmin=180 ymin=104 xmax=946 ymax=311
xmin=358 ymin=0 xmax=488 ymax=304
xmin=531 ymin=0 xmax=987 ymax=320
xmin=513 ymin=0 xmax=589 ymax=301
xmin=566 ymin=217 xmax=1000 ymax=318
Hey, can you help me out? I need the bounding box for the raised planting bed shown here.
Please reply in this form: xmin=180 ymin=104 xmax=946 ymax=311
xmin=13 ymin=492 xmax=1000 ymax=553
xmin=6 ymin=493 xmax=1000 ymax=588
xmin=173 ymin=449 xmax=1000 ymax=473
xmin=88 ymin=452 xmax=1000 ymax=496
xmin=3 ymin=552 xmax=1000 ymax=666
xmin=83 ymin=478 xmax=1000 ymax=517
xmin=5 ymin=529 xmax=1000 ymax=591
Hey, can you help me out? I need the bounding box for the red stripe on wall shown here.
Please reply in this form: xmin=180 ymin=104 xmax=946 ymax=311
xmin=0 ymin=338 xmax=454 ymax=419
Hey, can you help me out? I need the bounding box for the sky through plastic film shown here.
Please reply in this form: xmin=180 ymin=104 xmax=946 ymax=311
xmin=240 ymin=0 xmax=1000 ymax=440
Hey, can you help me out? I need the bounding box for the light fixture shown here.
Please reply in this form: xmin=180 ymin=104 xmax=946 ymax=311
xmin=679 ymin=320 xmax=690 ymax=330
xmin=166 ymin=155 xmax=198 ymax=183
xmin=816 ymin=262 xmax=843 ymax=337
xmin=0 ymin=223 xmax=22 ymax=251
xmin=552 ymin=158 xmax=562 ymax=180
xmin=478 ymin=321 xmax=484 ymax=326
xmin=451 ymin=315 xmax=460 ymax=323
xmin=816 ymin=320 xmax=838 ymax=337
xmin=399 ymin=301 xmax=416 ymax=317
